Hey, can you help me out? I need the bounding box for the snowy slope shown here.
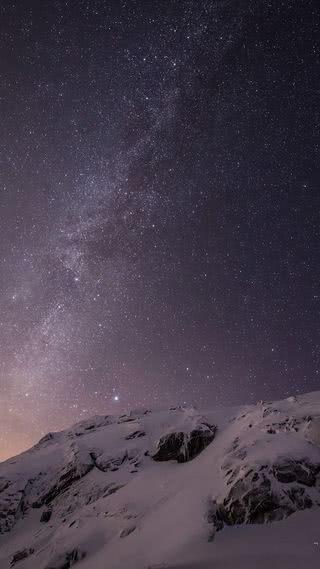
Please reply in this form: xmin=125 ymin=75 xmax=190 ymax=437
xmin=1 ymin=393 xmax=320 ymax=568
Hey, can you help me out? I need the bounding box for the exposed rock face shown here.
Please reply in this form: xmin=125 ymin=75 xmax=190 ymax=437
xmin=120 ymin=524 xmax=136 ymax=538
xmin=153 ymin=423 xmax=217 ymax=463
xmin=33 ymin=456 xmax=94 ymax=507
xmin=273 ymin=459 xmax=318 ymax=486
xmin=208 ymin=459 xmax=319 ymax=535
xmin=10 ymin=548 xmax=34 ymax=566
xmin=40 ymin=509 xmax=52 ymax=523
xmin=0 ymin=478 xmax=34 ymax=534
xmin=125 ymin=430 xmax=146 ymax=440
xmin=152 ymin=432 xmax=185 ymax=462
xmin=0 ymin=478 xmax=10 ymax=493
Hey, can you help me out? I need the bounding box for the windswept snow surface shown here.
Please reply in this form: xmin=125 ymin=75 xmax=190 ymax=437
xmin=1 ymin=393 xmax=320 ymax=568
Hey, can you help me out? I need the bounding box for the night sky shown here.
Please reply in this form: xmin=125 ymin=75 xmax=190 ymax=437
xmin=0 ymin=0 xmax=319 ymax=461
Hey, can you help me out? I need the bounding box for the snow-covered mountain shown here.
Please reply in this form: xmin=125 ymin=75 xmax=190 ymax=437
xmin=1 ymin=392 xmax=320 ymax=569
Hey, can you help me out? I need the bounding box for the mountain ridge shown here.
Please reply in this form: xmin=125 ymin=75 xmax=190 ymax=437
xmin=1 ymin=391 xmax=320 ymax=568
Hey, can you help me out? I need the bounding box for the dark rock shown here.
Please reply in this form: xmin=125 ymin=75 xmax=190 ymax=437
xmin=35 ymin=432 xmax=60 ymax=449
xmin=120 ymin=525 xmax=136 ymax=538
xmin=153 ymin=424 xmax=216 ymax=463
xmin=152 ymin=432 xmax=185 ymax=462
xmin=103 ymin=484 xmax=124 ymax=497
xmin=0 ymin=478 xmax=10 ymax=494
xmin=40 ymin=509 xmax=52 ymax=522
xmin=233 ymin=448 xmax=247 ymax=460
xmin=207 ymin=500 xmax=224 ymax=533
xmin=211 ymin=473 xmax=286 ymax=530
xmin=225 ymin=465 xmax=240 ymax=485
xmin=0 ymin=478 xmax=37 ymax=534
xmin=245 ymin=485 xmax=281 ymax=524
xmin=263 ymin=407 xmax=273 ymax=418
xmin=11 ymin=548 xmax=34 ymax=566
xmin=285 ymin=486 xmax=313 ymax=510
xmin=209 ymin=458 xmax=320 ymax=537
xmin=33 ymin=455 xmax=94 ymax=506
xmin=226 ymin=437 xmax=241 ymax=455
xmin=186 ymin=428 xmax=216 ymax=461
xmin=273 ymin=460 xmax=317 ymax=487
xmin=125 ymin=430 xmax=146 ymax=440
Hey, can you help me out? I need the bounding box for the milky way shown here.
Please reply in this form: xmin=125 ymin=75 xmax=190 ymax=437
xmin=0 ymin=0 xmax=319 ymax=460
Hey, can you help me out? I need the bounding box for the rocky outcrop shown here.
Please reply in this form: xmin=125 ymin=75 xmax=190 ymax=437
xmin=208 ymin=459 xmax=319 ymax=536
xmin=0 ymin=477 xmax=10 ymax=494
xmin=10 ymin=548 xmax=34 ymax=566
xmin=152 ymin=432 xmax=185 ymax=462
xmin=273 ymin=459 xmax=318 ymax=486
xmin=40 ymin=509 xmax=52 ymax=522
xmin=33 ymin=451 xmax=93 ymax=507
xmin=153 ymin=423 xmax=217 ymax=463
xmin=124 ymin=430 xmax=146 ymax=440
xmin=0 ymin=478 xmax=35 ymax=534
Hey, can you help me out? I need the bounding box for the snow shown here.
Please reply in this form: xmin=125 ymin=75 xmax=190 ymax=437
xmin=1 ymin=393 xmax=320 ymax=568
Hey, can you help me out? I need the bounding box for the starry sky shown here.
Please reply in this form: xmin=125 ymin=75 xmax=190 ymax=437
xmin=0 ymin=0 xmax=319 ymax=461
